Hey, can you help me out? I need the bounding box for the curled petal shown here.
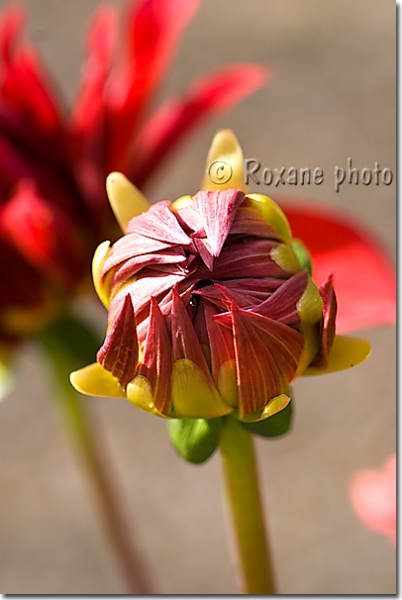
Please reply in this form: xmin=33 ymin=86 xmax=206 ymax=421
xmin=132 ymin=297 xmax=171 ymax=414
xmin=97 ymin=294 xmax=138 ymax=389
xmin=309 ymin=274 xmax=337 ymax=368
xmin=250 ymin=270 xmax=309 ymax=324
xmin=195 ymin=189 xmax=245 ymax=257
xmin=126 ymin=200 xmax=191 ymax=245
xmin=229 ymin=206 xmax=284 ymax=241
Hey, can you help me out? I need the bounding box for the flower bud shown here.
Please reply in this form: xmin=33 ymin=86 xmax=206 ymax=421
xmin=70 ymin=130 xmax=371 ymax=426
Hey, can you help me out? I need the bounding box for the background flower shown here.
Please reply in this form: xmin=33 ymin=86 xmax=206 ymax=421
xmin=349 ymin=453 xmax=396 ymax=544
xmin=0 ymin=0 xmax=395 ymax=594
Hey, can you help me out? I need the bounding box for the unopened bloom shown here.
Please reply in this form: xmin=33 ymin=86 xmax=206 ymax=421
xmin=71 ymin=130 xmax=371 ymax=424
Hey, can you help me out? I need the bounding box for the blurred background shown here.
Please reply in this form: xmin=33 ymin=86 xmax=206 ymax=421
xmin=0 ymin=0 xmax=396 ymax=594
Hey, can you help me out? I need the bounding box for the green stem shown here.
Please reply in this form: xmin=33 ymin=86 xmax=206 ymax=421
xmin=219 ymin=417 xmax=277 ymax=594
xmin=38 ymin=316 xmax=152 ymax=594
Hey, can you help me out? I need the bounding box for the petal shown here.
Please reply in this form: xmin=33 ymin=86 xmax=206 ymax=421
xmin=97 ymin=294 xmax=139 ymax=389
xmin=109 ymin=247 xmax=186 ymax=293
xmin=250 ymin=270 xmax=309 ymax=324
xmin=245 ymin=194 xmax=293 ymax=244
xmin=349 ymin=454 xmax=396 ymax=543
xmin=70 ymin=362 xmax=126 ymax=398
xmin=283 ymin=203 xmax=396 ymax=333
xmin=195 ymin=240 xmax=289 ymax=280
xmin=194 ymin=189 xmax=245 ymax=257
xmin=201 ymin=127 xmax=248 ymax=193
xmin=101 ymin=232 xmax=178 ymax=274
xmin=302 ymin=334 xmax=371 ymax=376
xmin=128 ymin=63 xmax=269 ymax=187
xmin=106 ymin=0 xmax=201 ymax=170
xmin=92 ymin=240 xmax=111 ymax=308
xmin=106 ymin=172 xmax=150 ymax=232
xmin=0 ymin=182 xmax=86 ymax=287
xmin=134 ymin=297 xmax=172 ymax=414
xmin=203 ymin=300 xmax=237 ymax=407
xmin=170 ymin=358 xmax=232 ymax=419
xmin=126 ymin=200 xmax=191 ymax=245
xmin=309 ymin=274 xmax=337 ymax=369
xmin=230 ymin=304 xmax=283 ymax=418
xmin=229 ymin=206 xmax=284 ymax=241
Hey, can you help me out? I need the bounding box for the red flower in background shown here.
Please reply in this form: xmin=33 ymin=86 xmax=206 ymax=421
xmin=0 ymin=0 xmax=269 ymax=344
xmin=349 ymin=453 xmax=396 ymax=544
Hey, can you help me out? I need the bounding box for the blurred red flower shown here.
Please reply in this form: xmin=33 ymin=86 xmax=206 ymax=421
xmin=0 ymin=0 xmax=269 ymax=345
xmin=349 ymin=453 xmax=396 ymax=544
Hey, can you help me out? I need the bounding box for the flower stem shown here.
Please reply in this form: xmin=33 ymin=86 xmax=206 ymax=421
xmin=38 ymin=314 xmax=152 ymax=594
xmin=219 ymin=417 xmax=277 ymax=594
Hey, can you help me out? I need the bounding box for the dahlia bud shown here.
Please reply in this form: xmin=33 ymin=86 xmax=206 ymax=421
xmin=70 ymin=130 xmax=370 ymax=437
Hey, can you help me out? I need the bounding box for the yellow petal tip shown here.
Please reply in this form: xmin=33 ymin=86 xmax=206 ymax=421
xmin=201 ymin=129 xmax=247 ymax=192
xmin=106 ymin=172 xmax=150 ymax=232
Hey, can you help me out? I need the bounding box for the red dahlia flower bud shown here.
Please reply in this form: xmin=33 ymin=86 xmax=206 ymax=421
xmin=70 ymin=130 xmax=370 ymax=425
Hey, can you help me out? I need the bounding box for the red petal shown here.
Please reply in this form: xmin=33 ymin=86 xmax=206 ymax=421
xmin=196 ymin=240 xmax=289 ymax=280
xmin=97 ymin=294 xmax=139 ymax=389
xmin=126 ymin=200 xmax=191 ymax=245
xmin=101 ymin=233 xmax=180 ymax=274
xmin=171 ymin=285 xmax=209 ymax=377
xmin=137 ymin=297 xmax=172 ymax=414
xmin=105 ymin=0 xmax=201 ymax=170
xmin=250 ymin=270 xmax=309 ymax=324
xmin=229 ymin=206 xmax=283 ymax=240
xmin=195 ymin=189 xmax=245 ymax=257
xmin=127 ymin=64 xmax=270 ymax=187
xmin=204 ymin=300 xmax=235 ymax=385
xmin=109 ymin=248 xmax=186 ymax=292
xmin=310 ymin=274 xmax=337 ymax=368
xmin=231 ymin=304 xmax=282 ymax=418
xmin=0 ymin=183 xmax=86 ymax=287
xmin=282 ymin=202 xmax=396 ymax=333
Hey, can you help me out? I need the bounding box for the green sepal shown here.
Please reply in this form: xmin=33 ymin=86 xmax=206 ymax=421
xmin=292 ymin=239 xmax=312 ymax=276
xmin=241 ymin=401 xmax=293 ymax=438
xmin=167 ymin=417 xmax=223 ymax=464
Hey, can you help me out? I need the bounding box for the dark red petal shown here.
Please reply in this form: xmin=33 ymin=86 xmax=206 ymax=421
xmin=101 ymin=233 xmax=179 ymax=274
xmin=242 ymin=310 xmax=304 ymax=383
xmin=229 ymin=206 xmax=283 ymax=241
xmin=220 ymin=277 xmax=283 ymax=298
xmin=137 ymin=297 xmax=172 ymax=414
xmin=192 ymin=236 xmax=215 ymax=271
xmin=109 ymin=269 xmax=188 ymax=323
xmin=231 ymin=304 xmax=282 ymax=418
xmin=194 ymin=189 xmax=245 ymax=257
xmin=204 ymin=300 xmax=235 ymax=385
xmin=250 ymin=270 xmax=309 ymax=324
xmin=195 ymin=282 xmax=259 ymax=309
xmin=126 ymin=200 xmax=191 ymax=245
xmin=97 ymin=294 xmax=138 ymax=389
xmin=127 ymin=64 xmax=270 ymax=187
xmin=282 ymin=202 xmax=396 ymax=333
xmin=171 ymin=285 xmax=210 ymax=377
xmin=109 ymin=248 xmax=186 ymax=292
xmin=310 ymin=274 xmax=337 ymax=369
xmin=196 ymin=240 xmax=289 ymax=280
